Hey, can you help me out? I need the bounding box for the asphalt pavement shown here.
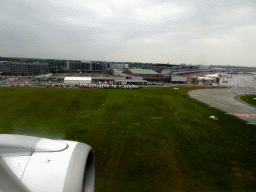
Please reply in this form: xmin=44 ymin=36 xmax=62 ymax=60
xmin=189 ymin=74 xmax=256 ymax=125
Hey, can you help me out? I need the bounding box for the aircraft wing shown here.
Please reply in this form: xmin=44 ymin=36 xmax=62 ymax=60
xmin=0 ymin=134 xmax=95 ymax=192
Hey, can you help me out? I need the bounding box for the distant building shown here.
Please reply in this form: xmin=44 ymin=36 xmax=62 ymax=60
xmin=67 ymin=61 xmax=106 ymax=72
xmin=161 ymin=69 xmax=172 ymax=75
xmin=170 ymin=76 xmax=187 ymax=83
xmin=110 ymin=62 xmax=130 ymax=70
xmin=0 ymin=61 xmax=48 ymax=75
xmin=115 ymin=79 xmax=147 ymax=85
xmin=124 ymin=69 xmax=169 ymax=83
xmin=125 ymin=69 xmax=159 ymax=76
xmin=111 ymin=69 xmax=123 ymax=76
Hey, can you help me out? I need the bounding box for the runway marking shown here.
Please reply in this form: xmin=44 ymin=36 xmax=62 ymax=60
xmin=247 ymin=123 xmax=255 ymax=124
xmin=226 ymin=113 xmax=232 ymax=114
xmin=251 ymin=114 xmax=256 ymax=117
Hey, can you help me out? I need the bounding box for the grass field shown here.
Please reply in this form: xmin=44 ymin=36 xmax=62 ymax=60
xmin=240 ymin=95 xmax=256 ymax=107
xmin=0 ymin=87 xmax=255 ymax=191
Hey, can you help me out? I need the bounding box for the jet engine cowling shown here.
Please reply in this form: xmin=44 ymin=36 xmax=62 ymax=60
xmin=0 ymin=134 xmax=95 ymax=192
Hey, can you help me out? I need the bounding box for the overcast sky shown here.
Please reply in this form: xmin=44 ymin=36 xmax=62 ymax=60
xmin=1 ymin=0 xmax=256 ymax=66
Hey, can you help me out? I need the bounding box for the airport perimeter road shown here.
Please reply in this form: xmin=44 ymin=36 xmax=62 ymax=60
xmin=189 ymin=86 xmax=256 ymax=125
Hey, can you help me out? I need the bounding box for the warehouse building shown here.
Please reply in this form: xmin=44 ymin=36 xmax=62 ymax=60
xmin=64 ymin=77 xmax=91 ymax=84
xmin=0 ymin=61 xmax=48 ymax=75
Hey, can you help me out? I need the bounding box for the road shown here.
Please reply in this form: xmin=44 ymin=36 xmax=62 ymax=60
xmin=189 ymin=74 xmax=256 ymax=125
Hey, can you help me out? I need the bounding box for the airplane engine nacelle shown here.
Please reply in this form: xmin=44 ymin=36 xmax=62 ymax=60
xmin=0 ymin=134 xmax=95 ymax=192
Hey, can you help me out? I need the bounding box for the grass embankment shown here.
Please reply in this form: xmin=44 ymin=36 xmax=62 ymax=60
xmin=240 ymin=95 xmax=256 ymax=107
xmin=0 ymin=87 xmax=255 ymax=191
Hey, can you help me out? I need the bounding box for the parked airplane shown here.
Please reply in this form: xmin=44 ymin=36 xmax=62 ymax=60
xmin=205 ymin=73 xmax=222 ymax=78
xmin=197 ymin=77 xmax=214 ymax=81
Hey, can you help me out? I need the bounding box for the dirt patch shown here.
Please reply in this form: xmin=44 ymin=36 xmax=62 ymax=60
xmin=134 ymin=123 xmax=140 ymax=125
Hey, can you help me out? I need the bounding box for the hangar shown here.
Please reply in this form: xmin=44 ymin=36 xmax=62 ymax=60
xmin=64 ymin=77 xmax=91 ymax=84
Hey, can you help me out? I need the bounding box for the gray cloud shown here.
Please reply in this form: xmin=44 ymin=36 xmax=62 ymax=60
xmin=0 ymin=0 xmax=255 ymax=66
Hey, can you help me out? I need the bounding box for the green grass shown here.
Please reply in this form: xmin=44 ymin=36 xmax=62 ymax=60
xmin=0 ymin=87 xmax=255 ymax=191
xmin=240 ymin=95 xmax=256 ymax=107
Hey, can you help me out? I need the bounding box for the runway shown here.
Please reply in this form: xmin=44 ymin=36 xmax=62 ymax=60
xmin=189 ymin=74 xmax=256 ymax=125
